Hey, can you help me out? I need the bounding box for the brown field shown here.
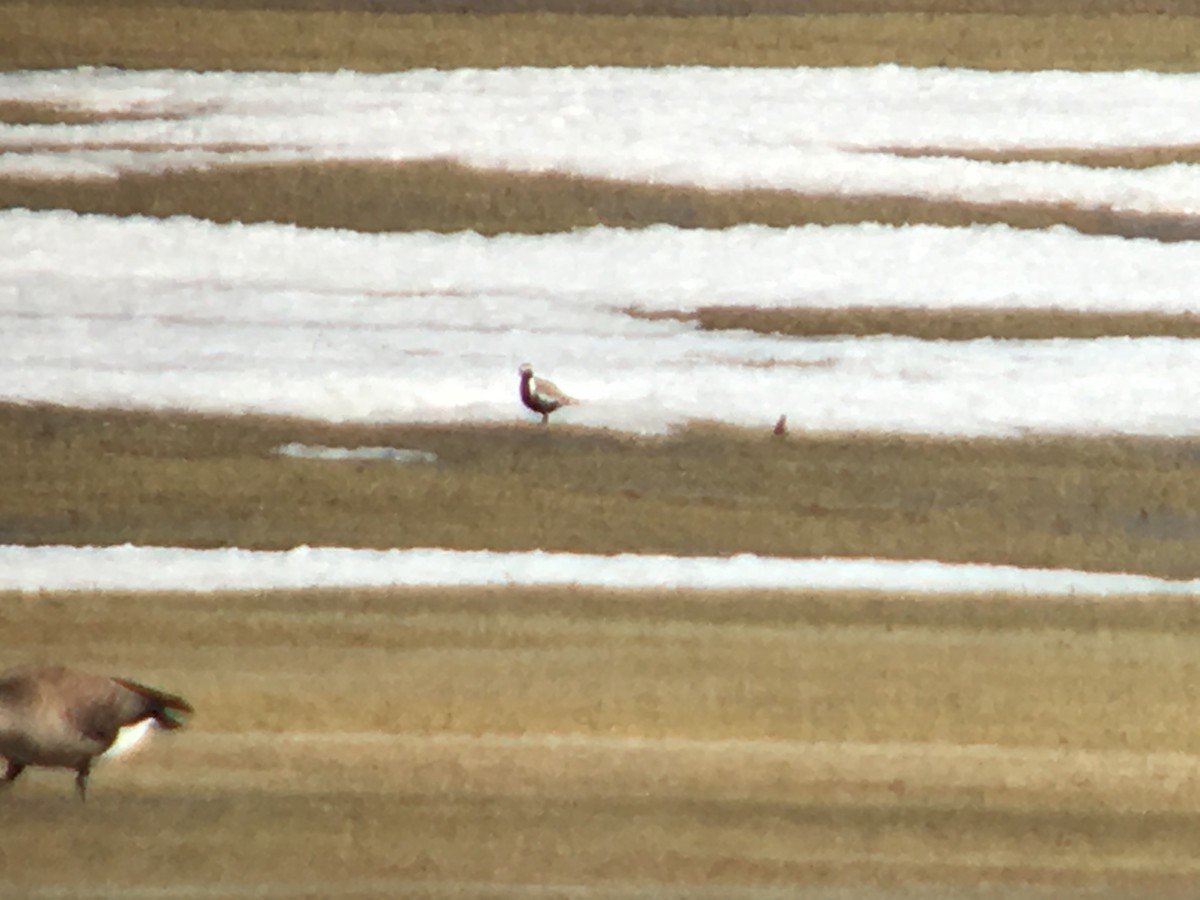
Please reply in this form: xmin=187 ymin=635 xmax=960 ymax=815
xmin=4 ymin=404 xmax=1200 ymax=895
xmin=5 ymin=402 xmax=1200 ymax=578
xmin=629 ymin=305 xmax=1200 ymax=341
xmin=5 ymin=2 xmax=1200 ymax=896
xmin=6 ymin=581 xmax=1200 ymax=898
xmin=7 ymin=1 xmax=1200 ymax=73
xmin=875 ymin=144 xmax=1200 ymax=169
xmin=7 ymin=160 xmax=1200 ymax=251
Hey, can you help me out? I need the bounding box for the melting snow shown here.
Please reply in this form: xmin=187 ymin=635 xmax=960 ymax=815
xmin=2 ymin=545 xmax=1197 ymax=597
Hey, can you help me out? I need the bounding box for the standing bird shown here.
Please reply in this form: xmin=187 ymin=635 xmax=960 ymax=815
xmin=518 ymin=363 xmax=577 ymax=424
xmin=0 ymin=664 xmax=193 ymax=801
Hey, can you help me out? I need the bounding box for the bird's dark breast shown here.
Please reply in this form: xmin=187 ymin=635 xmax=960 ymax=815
xmin=520 ymin=378 xmax=556 ymax=415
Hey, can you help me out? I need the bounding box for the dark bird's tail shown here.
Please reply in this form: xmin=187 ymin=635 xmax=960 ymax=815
xmin=113 ymin=677 xmax=194 ymax=729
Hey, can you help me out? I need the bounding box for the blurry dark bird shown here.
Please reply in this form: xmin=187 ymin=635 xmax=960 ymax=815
xmin=518 ymin=363 xmax=578 ymax=424
xmin=0 ymin=664 xmax=193 ymax=801
xmin=774 ymin=414 xmax=788 ymax=437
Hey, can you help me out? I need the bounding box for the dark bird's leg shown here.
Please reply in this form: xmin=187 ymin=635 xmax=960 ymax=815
xmin=74 ymin=761 xmax=91 ymax=802
xmin=1 ymin=759 xmax=25 ymax=789
xmin=541 ymin=413 xmax=549 ymax=425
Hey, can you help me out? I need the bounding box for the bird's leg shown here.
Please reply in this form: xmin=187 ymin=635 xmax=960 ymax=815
xmin=74 ymin=762 xmax=90 ymax=802
xmin=541 ymin=413 xmax=549 ymax=425
xmin=1 ymin=759 xmax=24 ymax=789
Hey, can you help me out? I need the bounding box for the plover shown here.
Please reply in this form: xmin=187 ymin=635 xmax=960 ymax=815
xmin=518 ymin=364 xmax=577 ymax=424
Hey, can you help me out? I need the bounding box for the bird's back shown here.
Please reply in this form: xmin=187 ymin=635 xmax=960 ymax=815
xmin=0 ymin=666 xmax=127 ymax=766
xmin=534 ymin=376 xmax=575 ymax=408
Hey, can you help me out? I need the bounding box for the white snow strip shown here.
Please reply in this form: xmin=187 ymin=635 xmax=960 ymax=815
xmin=6 ymin=67 xmax=1200 ymax=213
xmin=1 ymin=545 xmax=1196 ymax=596
xmin=3 ymin=210 xmax=1200 ymax=436
xmin=274 ymin=443 xmax=438 ymax=463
